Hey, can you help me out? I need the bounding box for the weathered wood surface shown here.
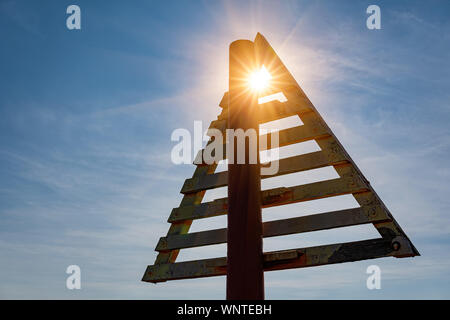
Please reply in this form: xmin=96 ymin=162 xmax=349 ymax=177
xmin=210 ymin=96 xmax=313 ymax=132
xmin=143 ymin=238 xmax=403 ymax=283
xmin=195 ymin=112 xmax=330 ymax=165
xmin=157 ymin=206 xmax=389 ymax=251
xmin=182 ymin=150 xmax=347 ymax=194
xmin=142 ymin=33 xmax=420 ymax=285
xmin=170 ymin=175 xmax=368 ymax=222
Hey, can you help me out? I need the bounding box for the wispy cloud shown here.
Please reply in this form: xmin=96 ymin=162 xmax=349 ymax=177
xmin=1 ymin=0 xmax=449 ymax=299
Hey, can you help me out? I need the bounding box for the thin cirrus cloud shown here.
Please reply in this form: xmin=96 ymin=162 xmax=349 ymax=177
xmin=0 ymin=1 xmax=449 ymax=299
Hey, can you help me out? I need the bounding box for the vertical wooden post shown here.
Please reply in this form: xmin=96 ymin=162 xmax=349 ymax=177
xmin=226 ymin=40 xmax=264 ymax=300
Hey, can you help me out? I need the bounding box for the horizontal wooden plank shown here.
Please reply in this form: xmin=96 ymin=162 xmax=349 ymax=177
xmin=259 ymin=98 xmax=312 ymax=122
xmin=260 ymin=112 xmax=328 ymax=148
xmin=181 ymin=171 xmax=227 ymax=194
xmin=157 ymin=206 xmax=389 ymax=251
xmin=217 ymin=87 xmax=311 ymax=108
xmin=182 ymin=150 xmax=347 ymax=194
xmin=143 ymin=238 xmax=399 ymax=283
xmin=210 ymin=98 xmax=312 ymax=132
xmin=170 ymin=175 xmax=368 ymax=222
xmin=195 ymin=115 xmax=330 ymax=165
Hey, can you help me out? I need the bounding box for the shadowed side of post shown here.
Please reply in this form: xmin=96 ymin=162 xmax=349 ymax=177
xmin=227 ymin=39 xmax=264 ymax=300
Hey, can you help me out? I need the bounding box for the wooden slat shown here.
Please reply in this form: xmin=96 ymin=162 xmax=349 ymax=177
xmin=259 ymin=98 xmax=312 ymax=122
xmin=217 ymin=87 xmax=311 ymax=108
xmin=182 ymin=150 xmax=347 ymax=194
xmin=143 ymin=238 xmax=398 ymax=283
xmin=210 ymin=99 xmax=312 ymax=133
xmin=181 ymin=171 xmax=227 ymax=194
xmin=152 ymin=108 xmax=229 ymax=265
xmin=157 ymin=206 xmax=389 ymax=251
xmin=255 ymin=35 xmax=420 ymax=258
xmin=195 ymin=114 xmax=330 ymax=165
xmin=297 ymin=105 xmax=420 ymax=257
xmin=170 ymin=175 xmax=368 ymax=222
xmin=261 ymin=112 xmax=328 ymax=148
xmin=144 ymin=34 xmax=420 ymax=286
xmin=153 ymin=165 xmax=216 ymax=265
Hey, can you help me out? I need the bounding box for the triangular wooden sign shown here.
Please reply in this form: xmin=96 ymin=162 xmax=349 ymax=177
xmin=142 ymin=33 xmax=419 ymax=284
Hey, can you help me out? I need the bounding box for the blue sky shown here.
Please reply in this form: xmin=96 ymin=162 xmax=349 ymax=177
xmin=0 ymin=0 xmax=449 ymax=299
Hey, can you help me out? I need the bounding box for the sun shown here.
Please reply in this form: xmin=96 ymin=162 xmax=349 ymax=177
xmin=248 ymin=66 xmax=271 ymax=92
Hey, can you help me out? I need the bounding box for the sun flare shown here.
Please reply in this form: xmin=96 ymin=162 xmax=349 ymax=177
xmin=248 ymin=66 xmax=271 ymax=91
